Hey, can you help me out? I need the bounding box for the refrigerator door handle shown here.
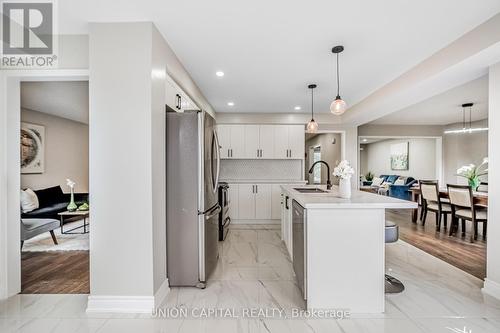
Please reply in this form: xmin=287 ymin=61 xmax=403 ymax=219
xmin=213 ymin=130 xmax=221 ymax=193
xmin=205 ymin=205 xmax=221 ymax=221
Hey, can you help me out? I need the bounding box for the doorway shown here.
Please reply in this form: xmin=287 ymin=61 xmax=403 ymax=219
xmin=304 ymin=132 xmax=343 ymax=185
xmin=0 ymin=69 xmax=89 ymax=298
xmin=20 ymin=81 xmax=90 ymax=293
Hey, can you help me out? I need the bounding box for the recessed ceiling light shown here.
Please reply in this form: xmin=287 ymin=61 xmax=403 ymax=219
xmin=216 ymin=71 xmax=224 ymax=77
xmin=362 ymin=138 xmax=368 ymax=142
xmin=227 ymin=102 xmax=234 ymax=106
xmin=294 ymin=106 xmax=301 ymax=110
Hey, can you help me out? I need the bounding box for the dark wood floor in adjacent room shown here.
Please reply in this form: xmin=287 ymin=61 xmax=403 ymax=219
xmin=21 ymin=251 xmax=90 ymax=294
xmin=387 ymin=208 xmax=486 ymax=279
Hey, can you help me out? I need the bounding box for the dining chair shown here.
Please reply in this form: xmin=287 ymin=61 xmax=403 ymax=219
xmin=447 ymin=184 xmax=487 ymax=243
xmin=477 ymin=182 xmax=488 ymax=193
xmin=419 ymin=180 xmax=452 ymax=231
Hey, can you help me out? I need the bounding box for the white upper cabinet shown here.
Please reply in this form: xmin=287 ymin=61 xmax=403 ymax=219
xmin=218 ymin=124 xmax=304 ymax=160
xmin=244 ymin=125 xmax=260 ymax=159
xmin=273 ymin=125 xmax=304 ymax=159
xmin=217 ymin=124 xmax=245 ymax=159
xmin=259 ymin=125 xmax=275 ymax=158
xmin=288 ymin=125 xmax=305 ymax=159
xmin=273 ymin=125 xmax=289 ymax=159
xmin=165 ymin=80 xmax=178 ymax=111
xmin=166 ymin=75 xmax=198 ymax=112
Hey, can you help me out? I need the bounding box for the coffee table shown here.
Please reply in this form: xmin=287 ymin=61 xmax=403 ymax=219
xmin=58 ymin=210 xmax=90 ymax=234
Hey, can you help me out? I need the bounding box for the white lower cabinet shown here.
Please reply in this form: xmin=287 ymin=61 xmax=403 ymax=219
xmin=255 ymin=184 xmax=272 ymax=219
xmin=228 ymin=184 xmax=239 ymax=220
xmin=271 ymin=185 xmax=282 ymax=220
xmin=238 ymin=184 xmax=256 ymax=219
xmin=230 ymin=183 xmax=288 ymax=221
xmin=281 ymin=190 xmax=293 ymax=257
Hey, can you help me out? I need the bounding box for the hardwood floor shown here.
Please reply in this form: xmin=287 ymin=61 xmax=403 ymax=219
xmin=387 ymin=208 xmax=486 ymax=279
xmin=21 ymin=251 xmax=89 ymax=294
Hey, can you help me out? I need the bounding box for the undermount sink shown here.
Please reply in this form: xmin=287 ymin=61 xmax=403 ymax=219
xmin=293 ymin=188 xmax=328 ymax=194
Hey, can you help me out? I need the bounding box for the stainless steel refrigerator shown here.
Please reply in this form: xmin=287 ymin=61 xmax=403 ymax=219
xmin=166 ymin=109 xmax=221 ymax=288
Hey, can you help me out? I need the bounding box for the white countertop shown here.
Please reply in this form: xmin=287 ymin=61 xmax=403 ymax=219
xmin=220 ymin=179 xmax=307 ymax=184
xmin=281 ymin=184 xmax=418 ymax=209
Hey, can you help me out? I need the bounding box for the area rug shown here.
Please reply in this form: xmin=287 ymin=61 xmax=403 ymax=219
xmin=22 ymin=220 xmax=89 ymax=252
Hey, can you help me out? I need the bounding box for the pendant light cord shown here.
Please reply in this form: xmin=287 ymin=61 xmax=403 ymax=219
xmin=462 ymin=106 xmax=465 ymax=130
xmin=469 ymin=105 xmax=472 ymax=130
xmin=311 ymin=87 xmax=314 ymax=119
xmin=336 ymin=53 xmax=340 ymax=97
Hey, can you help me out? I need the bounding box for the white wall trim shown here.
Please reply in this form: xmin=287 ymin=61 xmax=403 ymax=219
xmin=154 ymin=279 xmax=170 ymax=307
xmin=86 ymin=295 xmax=154 ymax=314
xmin=482 ymin=279 xmax=500 ymax=301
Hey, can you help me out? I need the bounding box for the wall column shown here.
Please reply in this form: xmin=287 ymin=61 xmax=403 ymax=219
xmin=483 ymin=62 xmax=500 ymax=299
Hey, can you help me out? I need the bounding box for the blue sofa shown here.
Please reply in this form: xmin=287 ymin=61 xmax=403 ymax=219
xmin=388 ymin=177 xmax=417 ymax=201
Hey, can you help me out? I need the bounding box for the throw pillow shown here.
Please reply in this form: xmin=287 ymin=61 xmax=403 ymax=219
xmin=371 ymin=177 xmax=383 ymax=187
xmin=20 ymin=188 xmax=39 ymax=213
xmin=394 ymin=178 xmax=405 ymax=185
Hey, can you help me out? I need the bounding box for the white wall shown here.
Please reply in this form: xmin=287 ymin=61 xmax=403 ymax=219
xmin=442 ymin=119 xmax=489 ymax=185
xmin=483 ymin=62 xmax=500 ymax=300
xmin=151 ymin=26 xmax=168 ymax=295
xmin=363 ymin=138 xmax=437 ymax=180
xmin=89 ymin=22 xmax=208 ymax=312
xmin=89 ymin=23 xmax=155 ymax=301
xmin=21 ymin=108 xmax=89 ymax=193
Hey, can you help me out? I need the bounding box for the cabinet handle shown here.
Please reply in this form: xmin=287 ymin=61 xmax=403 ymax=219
xmin=256 ymin=185 xmax=258 ymax=194
xmin=228 ymin=149 xmax=230 ymax=157
xmin=289 ymin=149 xmax=292 ymax=158
xmin=257 ymin=149 xmax=259 ymax=158
xmin=231 ymin=149 xmax=233 ymax=157
xmin=285 ymin=196 xmax=289 ymax=209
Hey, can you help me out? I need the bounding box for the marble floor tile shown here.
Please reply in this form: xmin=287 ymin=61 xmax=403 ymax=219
xmin=2 ymin=224 xmax=500 ymax=333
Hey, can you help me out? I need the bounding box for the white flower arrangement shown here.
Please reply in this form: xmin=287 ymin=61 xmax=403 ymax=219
xmin=66 ymin=178 xmax=76 ymax=189
xmin=456 ymin=157 xmax=488 ymax=190
xmin=333 ymin=160 xmax=355 ymax=180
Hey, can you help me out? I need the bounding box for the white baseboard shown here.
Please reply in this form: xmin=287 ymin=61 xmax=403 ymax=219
xmin=86 ymin=295 xmax=154 ymax=314
xmin=154 ymin=278 xmax=170 ymax=307
xmin=231 ymin=219 xmax=280 ymax=225
xmin=482 ymin=279 xmax=500 ymax=300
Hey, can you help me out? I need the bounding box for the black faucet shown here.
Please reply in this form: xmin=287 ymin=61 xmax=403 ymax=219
xmin=308 ymin=160 xmax=332 ymax=190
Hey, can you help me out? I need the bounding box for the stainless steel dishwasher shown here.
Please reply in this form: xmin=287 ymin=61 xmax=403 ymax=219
xmin=292 ymin=199 xmax=306 ymax=300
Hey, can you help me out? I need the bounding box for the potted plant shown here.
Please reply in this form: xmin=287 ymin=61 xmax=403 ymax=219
xmin=365 ymin=171 xmax=374 ymax=182
xmin=456 ymin=157 xmax=488 ymax=191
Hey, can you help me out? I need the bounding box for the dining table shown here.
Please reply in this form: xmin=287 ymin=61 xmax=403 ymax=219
xmin=409 ymin=187 xmax=488 ymax=223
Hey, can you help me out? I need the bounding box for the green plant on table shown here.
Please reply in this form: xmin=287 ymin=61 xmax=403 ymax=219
xmin=456 ymin=157 xmax=488 ymax=191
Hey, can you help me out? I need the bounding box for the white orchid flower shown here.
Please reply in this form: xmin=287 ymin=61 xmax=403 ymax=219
xmin=66 ymin=178 xmax=76 ymax=189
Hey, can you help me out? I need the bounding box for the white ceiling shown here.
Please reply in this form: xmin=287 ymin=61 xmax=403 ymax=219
xmin=21 ymin=81 xmax=89 ymax=124
xmin=57 ymin=0 xmax=500 ymax=114
xmin=369 ymin=75 xmax=488 ymax=125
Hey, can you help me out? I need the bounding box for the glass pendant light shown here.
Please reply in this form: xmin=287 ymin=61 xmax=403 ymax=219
xmin=330 ymin=45 xmax=347 ymax=115
xmin=306 ymin=84 xmax=318 ymax=133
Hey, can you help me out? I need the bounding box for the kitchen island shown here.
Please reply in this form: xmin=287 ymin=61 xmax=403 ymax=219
xmin=280 ymin=185 xmax=416 ymax=313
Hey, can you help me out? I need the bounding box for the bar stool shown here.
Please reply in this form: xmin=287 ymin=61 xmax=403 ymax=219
xmin=385 ymin=221 xmax=404 ymax=293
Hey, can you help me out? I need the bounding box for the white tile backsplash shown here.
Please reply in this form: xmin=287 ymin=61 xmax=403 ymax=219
xmin=220 ymin=159 xmax=303 ymax=181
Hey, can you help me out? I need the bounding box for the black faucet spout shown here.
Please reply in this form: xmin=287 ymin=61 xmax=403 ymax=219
xmin=308 ymin=160 xmax=332 ymax=190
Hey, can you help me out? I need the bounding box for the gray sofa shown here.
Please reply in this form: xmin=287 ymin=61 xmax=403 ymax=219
xmin=21 ymin=218 xmax=59 ymax=249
